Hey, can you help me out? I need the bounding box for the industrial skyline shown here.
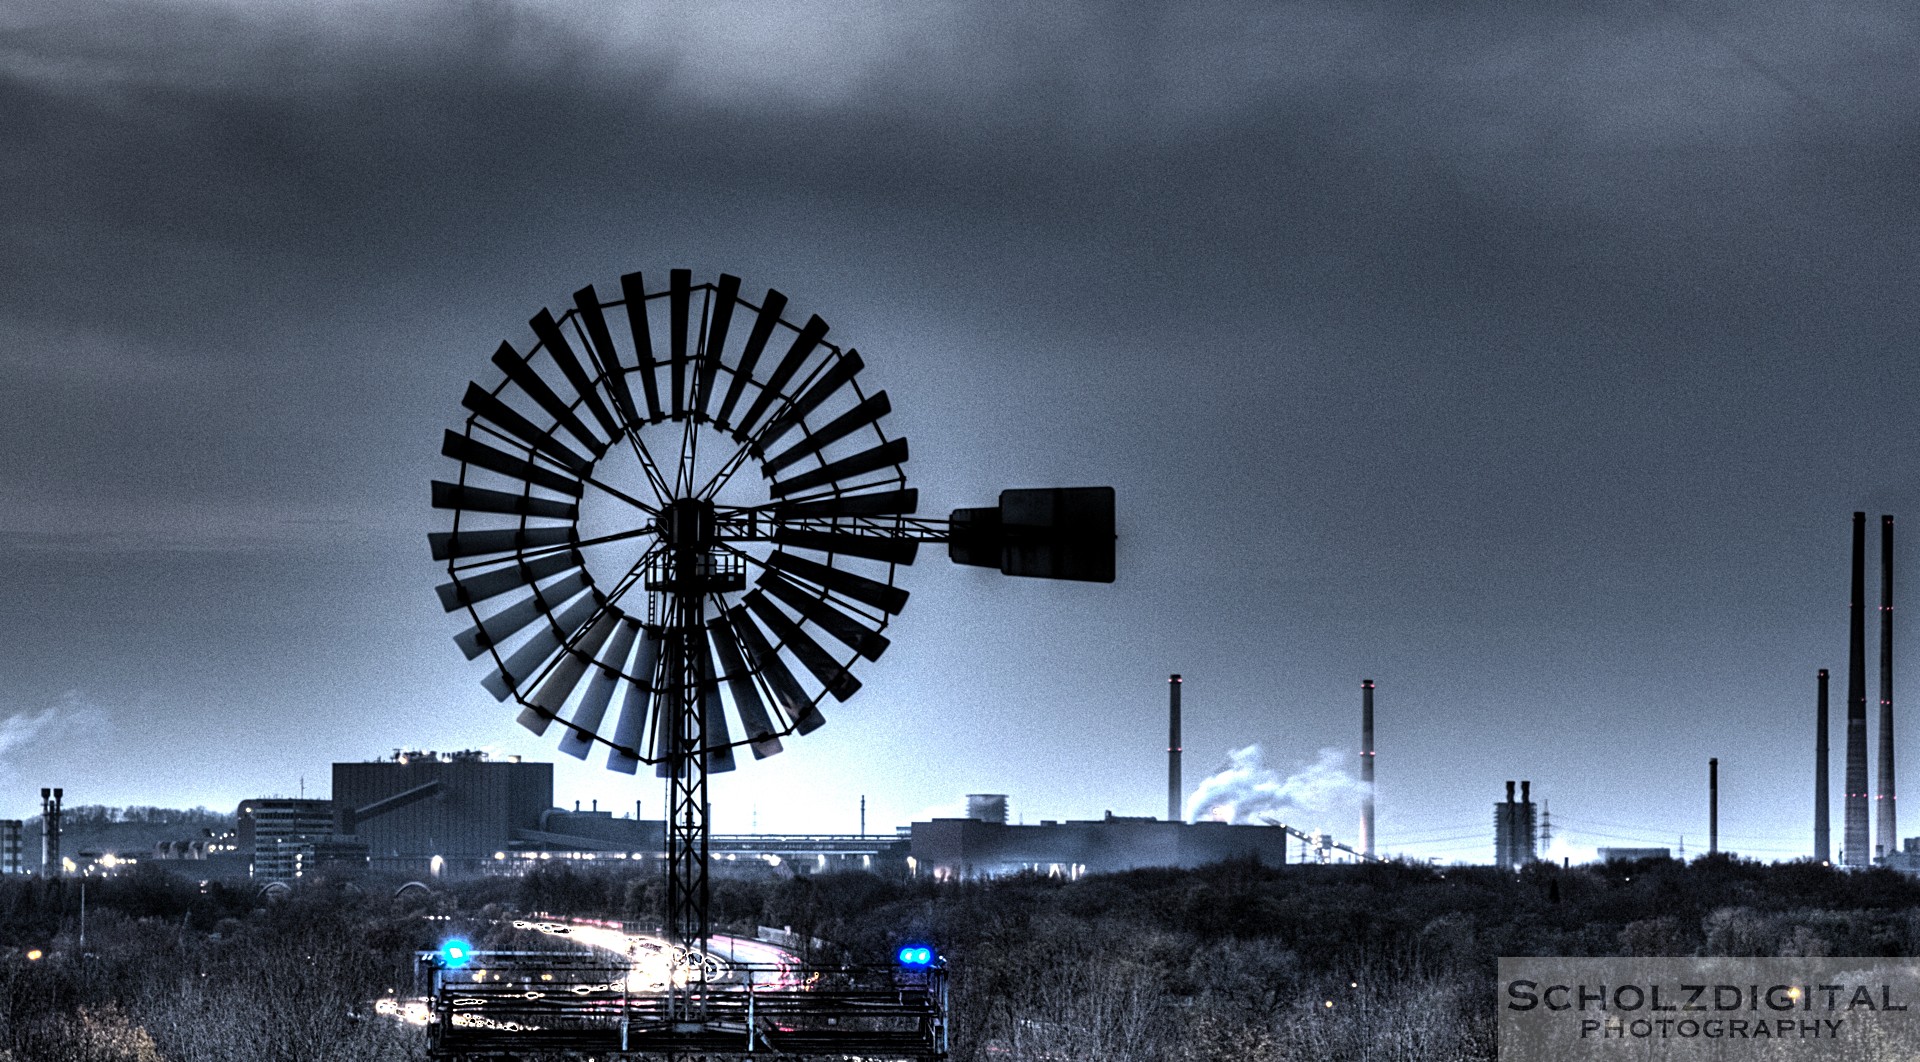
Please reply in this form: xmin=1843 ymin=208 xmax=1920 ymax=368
xmin=5 ymin=1 xmax=1919 ymax=865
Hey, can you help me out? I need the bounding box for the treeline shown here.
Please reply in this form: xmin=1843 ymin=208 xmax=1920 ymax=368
xmin=0 ymin=867 xmax=429 ymax=1061
xmin=22 ymin=806 xmax=236 ymax=831
xmin=508 ymin=855 xmax=1920 ymax=1060
xmin=5 ymin=855 xmax=1920 ymax=1060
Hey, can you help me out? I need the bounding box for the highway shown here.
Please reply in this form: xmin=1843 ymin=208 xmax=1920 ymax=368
xmin=511 ymin=917 xmax=807 ymax=991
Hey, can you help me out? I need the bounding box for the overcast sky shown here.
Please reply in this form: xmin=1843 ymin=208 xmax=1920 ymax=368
xmin=3 ymin=0 xmax=1917 ymax=863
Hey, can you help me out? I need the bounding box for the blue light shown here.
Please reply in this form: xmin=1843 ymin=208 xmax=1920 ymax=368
xmin=442 ymin=938 xmax=473 ymax=967
xmin=897 ymin=945 xmax=934 ymax=967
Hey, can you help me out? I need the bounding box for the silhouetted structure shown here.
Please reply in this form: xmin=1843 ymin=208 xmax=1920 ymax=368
xmin=1168 ymin=674 xmax=1183 ymax=822
xmin=1847 ymin=512 xmax=1870 ymax=867
xmin=0 ymin=821 xmax=21 ymax=875
xmin=1361 ymin=679 xmax=1376 ymax=859
xmin=334 ymin=751 xmax=552 ymax=872
xmin=1709 ymin=758 xmax=1719 ymax=855
xmin=39 ymin=787 xmax=61 ymax=876
xmin=237 ymin=798 xmax=336 ymax=882
xmin=1816 ymin=667 xmax=1830 ymax=863
xmin=1597 ymin=847 xmax=1670 ymax=862
xmin=1493 ymin=780 xmax=1537 ymax=869
xmin=1880 ymin=514 xmax=1897 ymax=860
xmin=964 ymin=795 xmax=1008 ymax=825
xmin=911 ymin=812 xmax=1287 ymax=880
xmin=431 ymin=268 xmax=1115 ymax=958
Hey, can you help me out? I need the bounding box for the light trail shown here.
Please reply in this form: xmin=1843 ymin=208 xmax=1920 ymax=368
xmin=372 ymin=914 xmax=809 ymax=1028
xmin=514 ymin=917 xmax=806 ymax=991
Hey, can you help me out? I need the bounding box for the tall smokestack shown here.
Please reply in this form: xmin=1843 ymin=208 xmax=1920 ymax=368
xmin=1847 ymin=512 xmax=1870 ymax=867
xmin=1506 ymin=779 xmax=1516 ymax=804
xmin=1816 ymin=668 xmax=1830 ymax=863
xmin=1168 ymin=674 xmax=1182 ymax=822
xmin=1879 ymin=514 xmax=1896 ymax=861
xmin=40 ymin=787 xmax=62 ymax=876
xmin=1361 ymin=679 xmax=1376 ymax=859
xmin=1709 ymin=758 xmax=1719 ymax=855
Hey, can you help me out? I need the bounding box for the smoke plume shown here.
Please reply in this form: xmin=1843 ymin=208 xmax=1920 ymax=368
xmin=0 ymin=693 xmax=108 ymax=784
xmin=1184 ymin=745 xmax=1368 ymax=832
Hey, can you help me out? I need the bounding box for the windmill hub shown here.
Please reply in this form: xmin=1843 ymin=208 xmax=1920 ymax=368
xmin=647 ymin=499 xmax=744 ymax=593
xmin=661 ymin=498 xmax=717 ymax=550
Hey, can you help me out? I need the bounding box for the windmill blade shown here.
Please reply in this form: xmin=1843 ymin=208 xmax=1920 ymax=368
xmin=461 ymin=383 xmax=594 ymax=477
xmin=434 ymin=550 xmax=581 ymax=612
xmin=693 ymin=273 xmax=740 ymax=420
xmin=696 ymin=633 xmax=737 ymax=774
xmin=517 ymin=608 xmax=620 ymax=736
xmin=432 ymin=481 xmax=577 ymax=521
xmin=769 ymin=438 xmax=909 ymax=499
xmin=453 ymin=570 xmax=592 ymax=658
xmin=619 ymin=272 xmax=665 ymax=422
xmin=732 ymin=314 xmax=829 ymax=442
xmin=767 ymin=551 xmax=911 ymax=615
xmin=606 ymin=627 xmax=663 ymax=774
xmin=574 ymin=285 xmax=644 ymax=430
xmin=714 ymin=288 xmax=788 ymax=430
xmin=530 ymin=308 xmax=623 ymax=441
xmin=742 ymin=589 xmax=862 ymax=701
xmin=669 ymin=268 xmax=691 ymax=420
xmin=703 ymin=686 xmax=738 ymax=773
xmin=771 ymin=527 xmax=918 ymax=565
xmin=726 ymin=605 xmax=824 ymax=734
xmin=481 ymin=591 xmax=604 ymax=701
xmin=708 ymin=615 xmax=784 ymax=758
xmin=490 ymin=341 xmax=605 ymax=457
xmin=758 ymin=350 xmax=863 ymax=450
xmin=429 ymin=525 xmax=576 ymax=562
xmin=762 ymin=391 xmax=890 ymax=475
xmin=441 ymin=430 xmax=583 ymax=498
xmin=557 ymin=618 xmax=640 ymax=760
xmin=772 ymin=487 xmax=918 ymax=520
xmin=758 ymin=572 xmax=892 ymax=661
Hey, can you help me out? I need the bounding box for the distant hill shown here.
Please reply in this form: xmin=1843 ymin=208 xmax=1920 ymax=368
xmin=18 ymin=804 xmax=237 ymax=864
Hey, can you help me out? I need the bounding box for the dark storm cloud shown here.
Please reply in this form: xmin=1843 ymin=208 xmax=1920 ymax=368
xmin=4 ymin=0 xmax=1917 ymax=844
xmin=8 ymin=0 xmax=1914 ymax=550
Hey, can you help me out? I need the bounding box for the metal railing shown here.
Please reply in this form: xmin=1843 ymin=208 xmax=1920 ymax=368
xmin=422 ymin=950 xmax=947 ymax=1059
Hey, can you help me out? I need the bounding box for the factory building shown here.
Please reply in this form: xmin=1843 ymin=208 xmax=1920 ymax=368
xmin=910 ymin=810 xmax=1289 ymax=881
xmin=334 ymin=750 xmax=551 ymax=872
xmin=1597 ymin=847 xmax=1672 ymax=862
xmin=0 ymin=821 xmax=21 ymax=875
xmin=1493 ymin=780 xmax=1538 ymax=869
xmin=237 ymin=798 xmax=337 ymax=882
xmin=333 ymin=750 xmax=661 ymax=874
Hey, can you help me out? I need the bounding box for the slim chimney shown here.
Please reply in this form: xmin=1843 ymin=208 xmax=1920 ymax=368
xmin=1879 ymin=514 xmax=1896 ymax=860
xmin=1816 ymin=668 xmax=1831 ymax=863
xmin=1168 ymin=675 xmax=1183 ymax=822
xmin=1520 ymin=781 xmax=1534 ymax=864
xmin=1847 ymin=512 xmax=1870 ymax=867
xmin=1360 ymin=679 xmax=1376 ymax=859
xmin=40 ymin=787 xmax=62 ymax=877
xmin=1709 ymin=758 xmax=1719 ymax=855
xmin=1506 ymin=779 xmax=1516 ymax=804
